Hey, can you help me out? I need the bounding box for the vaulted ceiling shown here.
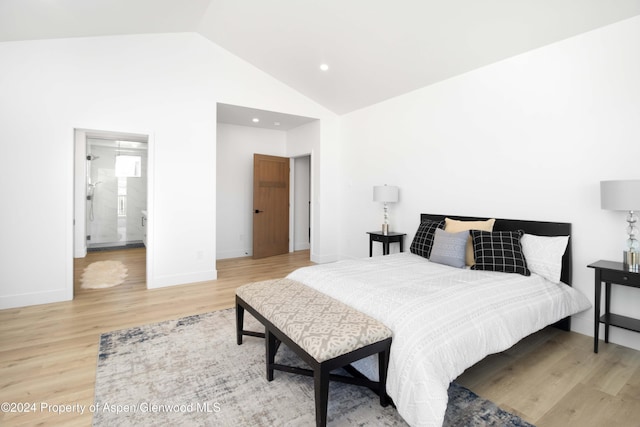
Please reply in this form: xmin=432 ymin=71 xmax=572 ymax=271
xmin=2 ymin=0 xmax=640 ymax=114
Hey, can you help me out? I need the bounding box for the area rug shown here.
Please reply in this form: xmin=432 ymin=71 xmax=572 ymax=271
xmin=81 ymin=260 xmax=128 ymax=289
xmin=93 ymin=308 xmax=535 ymax=426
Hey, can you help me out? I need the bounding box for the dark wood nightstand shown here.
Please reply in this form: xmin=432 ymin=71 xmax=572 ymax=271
xmin=588 ymin=260 xmax=640 ymax=353
xmin=367 ymin=231 xmax=406 ymax=257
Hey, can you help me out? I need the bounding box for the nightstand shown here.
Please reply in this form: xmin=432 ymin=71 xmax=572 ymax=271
xmin=367 ymin=231 xmax=406 ymax=257
xmin=588 ymin=260 xmax=640 ymax=353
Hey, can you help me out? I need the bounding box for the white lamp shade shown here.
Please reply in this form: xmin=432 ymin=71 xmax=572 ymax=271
xmin=373 ymin=185 xmax=399 ymax=203
xmin=601 ymin=180 xmax=640 ymax=211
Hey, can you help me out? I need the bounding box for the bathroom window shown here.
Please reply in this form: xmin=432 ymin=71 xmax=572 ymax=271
xmin=115 ymin=155 xmax=141 ymax=177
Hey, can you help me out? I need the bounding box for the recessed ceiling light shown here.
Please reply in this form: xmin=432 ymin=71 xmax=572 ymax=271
xmin=320 ymin=64 xmax=329 ymax=71
xmin=274 ymin=121 xmax=281 ymax=126
xmin=252 ymin=118 xmax=260 ymax=123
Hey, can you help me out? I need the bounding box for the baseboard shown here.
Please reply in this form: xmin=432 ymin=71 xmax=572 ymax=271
xmin=216 ymin=249 xmax=251 ymax=260
xmin=310 ymin=252 xmax=339 ymax=264
xmin=293 ymin=242 xmax=311 ymax=251
xmin=0 ymin=288 xmax=72 ymax=309
xmin=149 ymin=269 xmax=218 ymax=289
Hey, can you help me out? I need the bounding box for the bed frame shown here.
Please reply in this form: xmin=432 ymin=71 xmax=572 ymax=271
xmin=420 ymin=213 xmax=572 ymax=331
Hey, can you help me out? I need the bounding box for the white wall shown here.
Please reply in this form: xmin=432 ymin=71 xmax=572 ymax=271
xmin=338 ymin=16 xmax=640 ymax=351
xmin=216 ymin=123 xmax=287 ymax=259
xmin=286 ymin=120 xmax=338 ymax=262
xmin=0 ymin=32 xmax=337 ymax=308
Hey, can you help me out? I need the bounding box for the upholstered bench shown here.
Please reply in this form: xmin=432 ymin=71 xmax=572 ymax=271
xmin=236 ymin=278 xmax=393 ymax=427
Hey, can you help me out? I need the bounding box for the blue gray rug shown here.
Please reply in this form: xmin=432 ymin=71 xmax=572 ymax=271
xmin=94 ymin=308 xmax=534 ymax=426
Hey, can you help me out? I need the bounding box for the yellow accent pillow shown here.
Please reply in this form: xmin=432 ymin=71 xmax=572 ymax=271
xmin=444 ymin=218 xmax=496 ymax=266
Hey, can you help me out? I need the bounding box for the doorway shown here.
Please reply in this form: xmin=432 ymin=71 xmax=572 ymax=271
xmin=251 ymin=154 xmax=311 ymax=258
xmin=292 ymin=155 xmax=311 ymax=252
xmin=73 ymin=128 xmax=151 ymax=294
xmin=216 ymin=103 xmax=317 ymax=261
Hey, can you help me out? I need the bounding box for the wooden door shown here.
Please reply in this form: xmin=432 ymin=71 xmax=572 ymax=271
xmin=253 ymin=154 xmax=290 ymax=259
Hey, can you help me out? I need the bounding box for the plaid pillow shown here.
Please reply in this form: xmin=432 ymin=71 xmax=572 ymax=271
xmin=410 ymin=220 xmax=445 ymax=259
xmin=470 ymin=229 xmax=531 ymax=276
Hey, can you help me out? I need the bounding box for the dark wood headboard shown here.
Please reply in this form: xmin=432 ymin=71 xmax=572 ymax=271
xmin=420 ymin=214 xmax=573 ymax=330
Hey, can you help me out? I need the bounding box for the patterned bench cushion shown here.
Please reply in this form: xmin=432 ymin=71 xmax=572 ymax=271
xmin=236 ymin=278 xmax=392 ymax=363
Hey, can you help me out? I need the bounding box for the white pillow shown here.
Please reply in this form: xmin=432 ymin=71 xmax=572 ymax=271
xmin=520 ymin=234 xmax=569 ymax=284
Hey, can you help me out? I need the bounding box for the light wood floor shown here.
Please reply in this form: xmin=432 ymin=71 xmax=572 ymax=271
xmin=1 ymin=249 xmax=639 ymax=426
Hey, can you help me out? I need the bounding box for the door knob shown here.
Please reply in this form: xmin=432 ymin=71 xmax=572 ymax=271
xmin=254 ymin=209 xmax=263 ymax=214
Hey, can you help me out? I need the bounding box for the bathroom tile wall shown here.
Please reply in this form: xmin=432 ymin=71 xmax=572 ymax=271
xmin=87 ymin=143 xmax=147 ymax=245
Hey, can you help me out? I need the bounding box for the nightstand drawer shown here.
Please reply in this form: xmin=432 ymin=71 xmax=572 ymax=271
xmin=370 ymin=234 xmax=385 ymax=242
xmin=600 ymin=269 xmax=640 ymax=287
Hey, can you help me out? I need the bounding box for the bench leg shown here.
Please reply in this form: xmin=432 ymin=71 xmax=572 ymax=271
xmin=378 ymin=348 xmax=390 ymax=407
xmin=314 ymin=367 xmax=330 ymax=427
xmin=236 ymin=303 xmax=244 ymax=345
xmin=266 ymin=329 xmax=277 ymax=381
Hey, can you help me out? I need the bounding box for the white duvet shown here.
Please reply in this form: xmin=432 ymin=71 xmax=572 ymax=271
xmin=287 ymin=253 xmax=591 ymax=427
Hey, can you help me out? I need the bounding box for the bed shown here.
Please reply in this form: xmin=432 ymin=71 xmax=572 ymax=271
xmin=286 ymin=214 xmax=591 ymax=427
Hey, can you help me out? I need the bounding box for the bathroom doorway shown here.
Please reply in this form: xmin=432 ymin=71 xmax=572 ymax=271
xmin=85 ymin=138 xmax=148 ymax=250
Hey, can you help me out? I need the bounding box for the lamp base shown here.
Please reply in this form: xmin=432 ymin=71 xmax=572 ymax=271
xmin=382 ymin=224 xmax=389 ymax=235
xmin=623 ymin=250 xmax=639 ymax=272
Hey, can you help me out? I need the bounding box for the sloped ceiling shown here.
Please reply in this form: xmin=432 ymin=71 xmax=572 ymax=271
xmin=2 ymin=0 xmax=640 ymax=114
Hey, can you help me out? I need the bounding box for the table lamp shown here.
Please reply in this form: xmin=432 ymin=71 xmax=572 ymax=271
xmin=373 ymin=185 xmax=399 ymax=235
xmin=601 ymin=179 xmax=640 ymax=271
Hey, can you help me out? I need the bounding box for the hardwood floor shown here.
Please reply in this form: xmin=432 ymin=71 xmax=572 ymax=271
xmin=1 ymin=248 xmax=639 ymax=426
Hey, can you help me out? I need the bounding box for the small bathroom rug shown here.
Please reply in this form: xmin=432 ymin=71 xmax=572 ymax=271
xmin=81 ymin=260 xmax=128 ymax=289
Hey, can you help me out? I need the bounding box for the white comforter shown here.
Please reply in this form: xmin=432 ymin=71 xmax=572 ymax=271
xmin=287 ymin=253 xmax=591 ymax=427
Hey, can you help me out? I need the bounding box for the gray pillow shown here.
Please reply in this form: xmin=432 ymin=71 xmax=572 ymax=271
xmin=429 ymin=228 xmax=468 ymax=268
